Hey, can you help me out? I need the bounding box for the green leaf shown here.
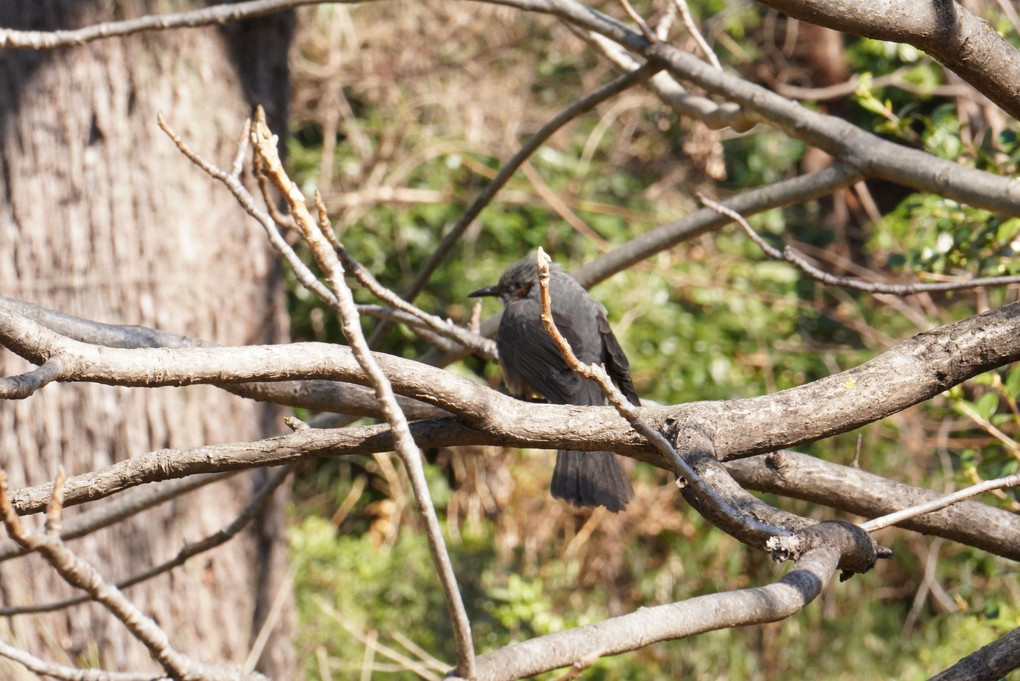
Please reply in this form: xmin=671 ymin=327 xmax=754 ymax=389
xmin=975 ymin=391 xmax=1000 ymax=419
xmin=1005 ymin=365 xmax=1020 ymax=398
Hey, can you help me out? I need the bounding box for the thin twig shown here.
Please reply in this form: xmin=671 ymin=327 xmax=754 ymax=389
xmin=0 ymin=473 xmax=232 ymax=563
xmin=699 ymin=194 xmax=1020 ymax=294
xmin=0 ymin=468 xmax=291 ymax=617
xmin=672 ymin=0 xmax=721 ymax=70
xmin=44 ymin=467 xmax=66 ymax=537
xmin=0 ymin=636 xmax=157 ymax=681
xmin=244 ymin=556 xmax=297 ymax=673
xmin=654 ymin=0 xmax=677 ymax=40
xmin=0 ymin=0 xmax=319 ymax=49
xmin=617 ymin=0 xmax=657 ymax=41
xmin=316 ymin=598 xmax=443 ymax=681
xmin=317 ymin=194 xmax=496 ymax=359
xmin=249 ymin=108 xmax=476 ymax=678
xmin=954 ymin=399 xmax=1020 ymax=460
xmin=859 ymin=473 xmax=1020 ymax=532
xmin=0 ymin=471 xmax=204 ymax=679
xmin=390 ymin=631 xmax=450 ymax=674
xmin=254 ymin=151 xmax=299 ymax=232
xmin=158 ymin=113 xmax=338 ymax=306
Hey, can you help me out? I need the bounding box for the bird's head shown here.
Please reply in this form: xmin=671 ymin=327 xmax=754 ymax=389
xmin=469 ymin=257 xmax=548 ymax=305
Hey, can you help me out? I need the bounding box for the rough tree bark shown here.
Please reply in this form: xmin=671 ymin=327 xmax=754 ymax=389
xmin=0 ymin=2 xmax=294 ymax=677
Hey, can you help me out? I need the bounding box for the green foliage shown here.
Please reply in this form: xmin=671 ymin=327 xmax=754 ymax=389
xmin=875 ymin=195 xmax=1020 ymax=280
xmin=290 ymin=515 xmax=453 ymax=679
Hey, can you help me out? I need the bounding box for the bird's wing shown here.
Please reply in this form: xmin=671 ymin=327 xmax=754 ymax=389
xmin=498 ymin=302 xmax=602 ymax=406
xmin=596 ymin=303 xmax=640 ymax=406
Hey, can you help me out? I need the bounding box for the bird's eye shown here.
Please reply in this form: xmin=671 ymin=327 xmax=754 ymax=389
xmin=514 ymin=282 xmax=533 ymax=298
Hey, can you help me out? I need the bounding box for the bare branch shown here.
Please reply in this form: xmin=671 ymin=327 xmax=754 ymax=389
xmin=0 ymin=471 xmax=229 ymax=680
xmin=954 ymin=399 xmax=1020 ymax=460
xmin=699 ymin=194 xmax=1020 ymax=294
xmin=571 ymin=162 xmax=863 ymax=287
xmin=0 ymin=356 xmax=66 ymax=399
xmin=773 ymin=66 xmax=977 ymax=102
xmin=587 ymin=30 xmax=755 ymax=131
xmin=0 ymin=468 xmax=290 ymax=617
xmin=0 ymin=0 xmax=317 ymax=49
xmin=671 ymin=0 xmax=720 ymax=70
xmin=616 ymin=0 xmax=656 ymax=42
xmin=0 ymin=636 xmax=158 ymax=681
xmin=927 ymin=626 xmax=1020 ymax=681
xmin=329 ymin=230 xmax=497 ymax=360
xmin=0 ymin=296 xmax=445 ymax=419
xmin=44 ymin=466 xmax=66 ymax=537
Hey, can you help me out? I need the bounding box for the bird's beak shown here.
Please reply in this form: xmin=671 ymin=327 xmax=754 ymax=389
xmin=468 ymin=284 xmax=500 ymax=298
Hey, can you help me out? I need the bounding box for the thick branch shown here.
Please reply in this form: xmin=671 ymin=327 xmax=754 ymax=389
xmin=928 ymin=626 xmax=1020 ymax=681
xmin=669 ymin=419 xmax=886 ymax=573
xmin=726 ymin=451 xmax=1020 ymax=561
xmin=0 ymin=306 xmax=499 ymax=424
xmin=0 ymin=296 xmax=445 ymax=419
xmin=448 ymin=529 xmax=851 ymax=681
xmin=7 ymin=300 xmax=1020 ymax=464
xmin=6 ymin=421 xmax=1018 ymax=561
xmin=2 ymin=301 xmax=1020 ymax=474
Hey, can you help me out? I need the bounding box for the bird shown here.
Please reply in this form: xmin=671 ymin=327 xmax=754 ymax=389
xmin=469 ymin=254 xmax=639 ymax=512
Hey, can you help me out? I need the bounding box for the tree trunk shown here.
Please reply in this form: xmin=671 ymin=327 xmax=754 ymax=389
xmin=0 ymin=2 xmax=295 ymax=677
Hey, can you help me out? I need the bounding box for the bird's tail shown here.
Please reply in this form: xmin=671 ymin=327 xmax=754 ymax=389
xmin=550 ymin=450 xmax=634 ymax=512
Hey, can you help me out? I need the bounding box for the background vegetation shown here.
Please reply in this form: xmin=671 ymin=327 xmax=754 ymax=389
xmin=281 ymin=2 xmax=1020 ymax=678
